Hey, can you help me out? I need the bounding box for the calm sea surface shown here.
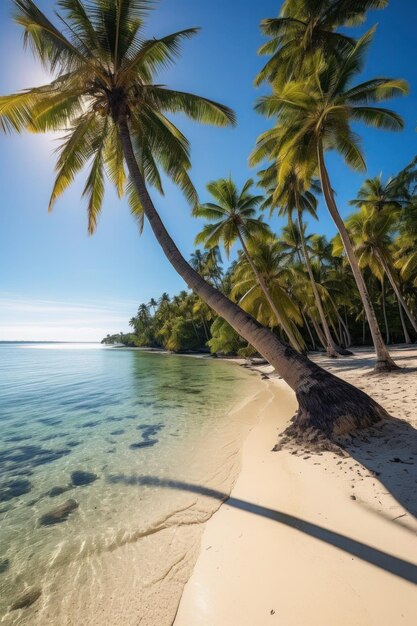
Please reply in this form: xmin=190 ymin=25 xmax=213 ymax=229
xmin=0 ymin=343 xmax=258 ymax=625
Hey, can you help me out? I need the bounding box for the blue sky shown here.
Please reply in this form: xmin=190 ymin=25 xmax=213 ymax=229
xmin=0 ymin=0 xmax=416 ymax=341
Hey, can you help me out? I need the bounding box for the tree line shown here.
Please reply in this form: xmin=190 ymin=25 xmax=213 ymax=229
xmin=103 ymin=157 xmax=417 ymax=355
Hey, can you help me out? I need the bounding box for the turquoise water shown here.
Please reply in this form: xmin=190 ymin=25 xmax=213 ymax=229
xmin=0 ymin=343 xmax=257 ymax=624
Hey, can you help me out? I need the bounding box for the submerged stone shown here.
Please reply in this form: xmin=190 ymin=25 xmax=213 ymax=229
xmin=0 ymin=479 xmax=31 ymax=502
xmin=0 ymin=558 xmax=10 ymax=574
xmin=39 ymin=499 xmax=79 ymax=526
xmin=110 ymin=429 xmax=125 ymax=436
xmin=71 ymin=470 xmax=98 ymax=486
xmin=10 ymin=588 xmax=41 ymax=610
xmin=48 ymin=485 xmax=71 ymax=498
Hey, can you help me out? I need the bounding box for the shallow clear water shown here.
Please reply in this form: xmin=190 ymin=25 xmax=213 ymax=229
xmin=0 ymin=343 xmax=257 ymax=624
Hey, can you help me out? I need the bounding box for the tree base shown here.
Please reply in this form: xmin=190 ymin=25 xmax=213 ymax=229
xmin=336 ymin=347 xmax=354 ymax=356
xmin=372 ymin=358 xmax=401 ymax=373
xmin=275 ymin=368 xmax=391 ymax=451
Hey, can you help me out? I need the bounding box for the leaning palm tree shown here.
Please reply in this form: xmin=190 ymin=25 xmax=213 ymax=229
xmin=194 ymin=177 xmax=303 ymax=350
xmin=0 ymin=0 xmax=389 ymax=438
xmin=253 ymin=29 xmax=408 ymax=371
xmin=256 ymin=0 xmax=388 ymax=86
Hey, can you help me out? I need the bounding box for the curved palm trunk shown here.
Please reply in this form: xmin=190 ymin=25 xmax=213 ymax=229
xmin=377 ymin=252 xmax=417 ymax=336
xmin=317 ymin=144 xmax=397 ymax=372
xmin=236 ymin=232 xmax=303 ymax=352
xmin=118 ymin=118 xmax=389 ymax=438
xmin=296 ymin=209 xmax=349 ymax=357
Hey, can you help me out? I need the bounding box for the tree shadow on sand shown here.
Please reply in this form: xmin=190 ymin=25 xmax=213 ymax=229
xmin=106 ymin=474 xmax=417 ymax=585
xmin=341 ymin=417 xmax=417 ymax=520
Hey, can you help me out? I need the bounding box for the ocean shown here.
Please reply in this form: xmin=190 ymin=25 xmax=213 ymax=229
xmin=0 ymin=343 xmax=259 ymax=625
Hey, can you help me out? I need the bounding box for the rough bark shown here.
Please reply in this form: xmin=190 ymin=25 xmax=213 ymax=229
xmin=118 ymin=118 xmax=391 ymax=438
xmin=317 ymin=143 xmax=398 ymax=372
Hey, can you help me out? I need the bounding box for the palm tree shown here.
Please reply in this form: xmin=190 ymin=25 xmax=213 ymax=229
xmin=194 ymin=176 xmax=303 ymax=350
xmin=0 ymin=0 xmax=389 ymax=437
xmin=261 ymin=164 xmax=350 ymax=357
xmin=256 ymin=0 xmax=388 ymax=85
xmin=254 ymin=29 xmax=408 ymax=371
xmin=231 ymin=236 xmax=304 ymax=349
xmin=334 ymin=205 xmax=417 ymax=338
xmin=350 ymin=174 xmax=408 ymax=213
xmin=148 ymin=297 xmax=158 ymax=315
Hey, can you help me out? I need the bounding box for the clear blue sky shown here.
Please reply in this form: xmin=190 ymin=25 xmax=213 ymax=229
xmin=0 ymin=0 xmax=416 ymax=340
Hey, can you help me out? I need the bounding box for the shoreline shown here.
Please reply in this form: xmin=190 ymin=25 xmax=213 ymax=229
xmin=174 ymin=347 xmax=417 ymax=626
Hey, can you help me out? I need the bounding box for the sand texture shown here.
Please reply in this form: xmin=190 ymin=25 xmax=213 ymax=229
xmin=175 ymin=347 xmax=417 ymax=626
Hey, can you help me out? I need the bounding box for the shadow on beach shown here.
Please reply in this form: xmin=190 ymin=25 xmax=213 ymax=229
xmin=107 ymin=474 xmax=417 ymax=585
xmin=342 ymin=417 xmax=417 ymax=520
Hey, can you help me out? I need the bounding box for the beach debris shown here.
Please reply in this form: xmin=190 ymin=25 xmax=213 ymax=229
xmin=270 ymin=609 xmax=276 ymax=615
xmin=71 ymin=470 xmax=98 ymax=486
xmin=0 ymin=479 xmax=31 ymax=502
xmin=0 ymin=558 xmax=10 ymax=574
xmin=39 ymin=499 xmax=79 ymax=526
xmin=10 ymin=587 xmax=41 ymax=611
xmin=390 ymin=457 xmax=413 ymax=465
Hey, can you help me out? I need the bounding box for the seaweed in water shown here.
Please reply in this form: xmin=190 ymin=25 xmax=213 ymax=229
xmin=130 ymin=440 xmax=158 ymax=449
xmin=0 ymin=445 xmax=71 ymax=473
xmin=71 ymin=470 xmax=98 ymax=486
xmin=0 ymin=478 xmax=31 ymax=502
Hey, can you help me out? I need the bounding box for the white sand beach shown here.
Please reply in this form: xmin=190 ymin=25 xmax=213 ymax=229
xmin=174 ymin=347 xmax=417 ymax=626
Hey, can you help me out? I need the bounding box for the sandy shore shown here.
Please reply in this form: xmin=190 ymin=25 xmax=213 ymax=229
xmin=174 ymin=346 xmax=417 ymax=626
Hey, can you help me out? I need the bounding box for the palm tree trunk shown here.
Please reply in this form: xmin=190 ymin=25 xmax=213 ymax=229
xmin=380 ymin=278 xmax=390 ymax=345
xmin=317 ymin=144 xmax=397 ymax=372
xmin=327 ymin=295 xmax=352 ymax=348
xmin=377 ymin=252 xmax=417 ymax=336
xmin=300 ymin=307 xmax=316 ymax=350
xmin=330 ymin=318 xmax=342 ymax=347
xmin=310 ymin=315 xmax=328 ymax=351
xmin=296 ymin=209 xmax=349 ymax=357
xmin=236 ymin=231 xmax=303 ymax=352
xmin=398 ymin=299 xmax=411 ymax=344
xmin=362 ymin=311 xmax=366 ymax=345
xmin=117 ymin=118 xmax=389 ymax=438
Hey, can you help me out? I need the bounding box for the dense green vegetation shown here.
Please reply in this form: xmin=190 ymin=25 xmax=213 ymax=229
xmin=104 ymin=161 xmax=417 ymax=354
xmin=3 ymin=0 xmax=414 ymax=436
